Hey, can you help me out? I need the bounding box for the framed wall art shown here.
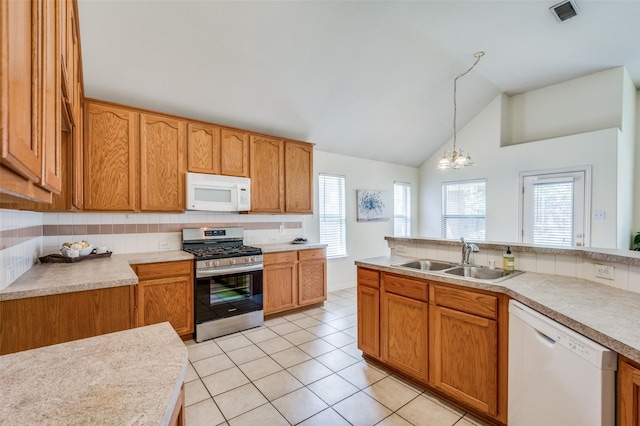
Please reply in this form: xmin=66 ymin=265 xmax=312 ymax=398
xmin=356 ymin=190 xmax=390 ymax=222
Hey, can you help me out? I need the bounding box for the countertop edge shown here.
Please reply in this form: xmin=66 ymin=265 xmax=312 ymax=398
xmin=0 ymin=251 xmax=194 ymax=301
xmin=356 ymin=256 xmax=640 ymax=364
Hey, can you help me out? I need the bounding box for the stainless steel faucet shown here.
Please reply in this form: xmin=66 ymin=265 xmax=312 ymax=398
xmin=460 ymin=237 xmax=479 ymax=265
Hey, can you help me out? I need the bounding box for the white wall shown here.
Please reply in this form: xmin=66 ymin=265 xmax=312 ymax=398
xmin=419 ymin=95 xmax=621 ymax=248
xmin=305 ymin=151 xmax=419 ymax=291
xmin=507 ymin=67 xmax=625 ymax=145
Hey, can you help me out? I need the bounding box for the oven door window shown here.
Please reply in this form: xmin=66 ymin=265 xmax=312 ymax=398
xmin=195 ymin=269 xmax=263 ymax=323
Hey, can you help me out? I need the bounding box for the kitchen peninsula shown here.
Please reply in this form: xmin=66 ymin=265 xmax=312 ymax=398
xmin=0 ymin=322 xmax=188 ymax=425
xmin=356 ymin=237 xmax=640 ymax=425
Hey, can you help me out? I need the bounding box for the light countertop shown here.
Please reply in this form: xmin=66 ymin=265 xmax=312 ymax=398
xmin=0 ymin=250 xmax=193 ymax=301
xmin=356 ymin=255 xmax=640 ymax=364
xmin=255 ymin=242 xmax=327 ymax=253
xmin=0 ymin=322 xmax=188 ymax=425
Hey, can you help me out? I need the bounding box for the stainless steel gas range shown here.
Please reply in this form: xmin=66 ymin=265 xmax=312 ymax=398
xmin=182 ymin=227 xmax=263 ymax=342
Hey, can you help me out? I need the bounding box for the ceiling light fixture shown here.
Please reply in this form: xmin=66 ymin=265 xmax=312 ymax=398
xmin=437 ymin=51 xmax=484 ymax=170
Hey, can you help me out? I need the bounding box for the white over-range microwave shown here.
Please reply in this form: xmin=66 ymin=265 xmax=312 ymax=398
xmin=186 ymin=172 xmax=251 ymax=212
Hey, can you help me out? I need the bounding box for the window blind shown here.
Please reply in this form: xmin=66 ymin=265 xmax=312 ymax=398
xmin=394 ymin=182 xmax=411 ymax=236
xmin=319 ymin=173 xmax=347 ymax=257
xmin=442 ymin=180 xmax=486 ymax=240
xmin=532 ymin=180 xmax=573 ymax=247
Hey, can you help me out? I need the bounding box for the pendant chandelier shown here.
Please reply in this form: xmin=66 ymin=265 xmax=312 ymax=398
xmin=437 ymin=51 xmax=485 ymax=170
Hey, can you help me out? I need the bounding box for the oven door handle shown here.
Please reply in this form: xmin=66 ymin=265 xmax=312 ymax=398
xmin=196 ymin=263 xmax=263 ymax=278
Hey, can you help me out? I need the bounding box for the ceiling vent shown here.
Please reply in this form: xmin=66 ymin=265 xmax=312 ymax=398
xmin=550 ymin=0 xmax=580 ymax=22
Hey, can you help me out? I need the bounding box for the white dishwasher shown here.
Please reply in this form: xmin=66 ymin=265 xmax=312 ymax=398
xmin=508 ymin=300 xmax=617 ymax=426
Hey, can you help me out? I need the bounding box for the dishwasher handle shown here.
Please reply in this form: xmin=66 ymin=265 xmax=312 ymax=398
xmin=535 ymin=330 xmax=556 ymax=347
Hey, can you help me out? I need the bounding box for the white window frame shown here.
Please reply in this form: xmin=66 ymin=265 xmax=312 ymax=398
xmin=394 ymin=181 xmax=411 ymax=237
xmin=519 ymin=166 xmax=592 ymax=247
xmin=441 ymin=179 xmax=486 ymax=241
xmin=318 ymin=173 xmax=347 ymax=258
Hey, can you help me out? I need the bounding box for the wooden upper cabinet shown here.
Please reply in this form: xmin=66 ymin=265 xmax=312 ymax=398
xmin=139 ymin=113 xmax=186 ymax=211
xmin=285 ymin=141 xmax=313 ymax=213
xmin=220 ymin=129 xmax=249 ymax=177
xmin=250 ymin=135 xmax=284 ymax=213
xmin=1 ymin=0 xmax=41 ymax=183
xmin=187 ymin=123 xmax=220 ymax=174
xmin=39 ymin=0 xmax=62 ymax=194
xmin=83 ymin=102 xmax=138 ymax=211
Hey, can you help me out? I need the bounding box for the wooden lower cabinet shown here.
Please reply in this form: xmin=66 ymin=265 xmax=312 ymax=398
xmin=429 ymin=283 xmax=507 ymax=423
xmin=357 ymin=268 xmax=380 ymax=358
xmin=430 ymin=305 xmax=498 ymax=415
xmin=356 ymin=267 xmax=508 ymax=424
xmin=169 ymin=384 xmax=186 ymax=426
xmin=618 ymin=356 xmax=640 ymax=426
xmin=264 ymin=248 xmax=327 ymax=315
xmin=381 ymin=273 xmax=429 ymax=382
xmin=382 ymin=291 xmax=428 ymax=381
xmin=132 ymin=260 xmax=194 ymax=338
xmin=264 ymin=251 xmax=298 ymax=314
xmin=0 ymin=286 xmax=135 ymax=355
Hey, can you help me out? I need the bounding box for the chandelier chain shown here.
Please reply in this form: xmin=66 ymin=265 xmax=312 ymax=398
xmin=453 ymin=52 xmax=484 ymax=151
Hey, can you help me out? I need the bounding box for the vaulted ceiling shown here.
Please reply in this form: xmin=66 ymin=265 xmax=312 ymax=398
xmin=77 ymin=1 xmax=640 ymax=168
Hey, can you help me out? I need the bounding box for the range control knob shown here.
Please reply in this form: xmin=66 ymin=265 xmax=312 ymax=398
xmin=230 ymin=259 xmax=236 ymax=265
xmin=214 ymin=260 xmax=220 ymax=267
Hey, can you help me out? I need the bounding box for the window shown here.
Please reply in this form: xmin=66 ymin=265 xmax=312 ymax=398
xmin=442 ymin=179 xmax=486 ymax=240
xmin=319 ymin=173 xmax=346 ymax=257
xmin=394 ymin=182 xmax=411 ymax=236
xmin=521 ymin=168 xmax=589 ymax=247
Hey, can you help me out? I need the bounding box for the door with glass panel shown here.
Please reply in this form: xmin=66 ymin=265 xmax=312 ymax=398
xmin=521 ymin=169 xmax=588 ymax=247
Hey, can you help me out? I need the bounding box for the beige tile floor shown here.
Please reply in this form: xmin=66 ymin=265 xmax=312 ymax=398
xmin=184 ymin=288 xmax=493 ymax=426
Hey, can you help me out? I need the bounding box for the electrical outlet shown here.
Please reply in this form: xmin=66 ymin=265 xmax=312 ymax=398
xmin=158 ymin=241 xmax=170 ymax=250
xmin=593 ymin=210 xmax=605 ymax=220
xmin=396 ymin=245 xmax=407 ymax=253
xmin=594 ymin=264 xmax=614 ymax=280
xmin=279 ymin=223 xmax=285 ymax=234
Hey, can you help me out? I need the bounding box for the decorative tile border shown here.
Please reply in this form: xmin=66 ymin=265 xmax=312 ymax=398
xmin=0 ymin=226 xmax=43 ymax=250
xmin=42 ymin=221 xmax=302 ymax=237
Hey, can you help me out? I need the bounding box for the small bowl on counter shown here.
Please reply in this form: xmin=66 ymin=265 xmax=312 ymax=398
xmin=60 ymin=245 xmax=95 ymax=257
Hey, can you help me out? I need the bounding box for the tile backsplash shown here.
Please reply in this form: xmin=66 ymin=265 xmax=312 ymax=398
xmin=1 ymin=209 xmax=312 ymax=290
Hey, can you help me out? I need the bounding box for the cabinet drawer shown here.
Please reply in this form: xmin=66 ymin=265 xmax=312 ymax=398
xmin=432 ymin=284 xmax=497 ymax=319
xmin=383 ymin=273 xmax=428 ymax=302
xmin=298 ymin=248 xmax=326 ymax=261
xmin=134 ymin=260 xmax=193 ymax=280
xmin=358 ymin=268 xmax=380 ymax=288
xmin=264 ymin=251 xmax=298 ymax=265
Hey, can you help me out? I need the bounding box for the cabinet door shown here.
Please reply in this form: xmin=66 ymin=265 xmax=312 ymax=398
xmin=619 ymin=356 xmax=640 ymax=426
xmin=83 ymin=102 xmax=138 ymax=210
xmin=137 ymin=275 xmax=194 ymax=336
xmin=139 ymin=113 xmax=186 ymax=211
xmin=263 ymin=262 xmax=297 ymax=315
xmin=357 ymin=284 xmax=380 ymax=358
xmin=284 ymin=141 xmax=313 ymax=213
xmin=250 ymin=135 xmax=284 ymax=213
xmin=382 ymin=292 xmax=428 ymax=381
xmin=1 ymin=0 xmax=41 ymax=182
xmin=220 ymin=129 xmax=249 ymax=177
xmin=298 ymin=258 xmax=326 ymax=306
xmin=187 ymin=123 xmax=220 ymax=174
xmin=39 ymin=0 xmax=62 ymax=194
xmin=429 ymin=305 xmax=498 ymax=416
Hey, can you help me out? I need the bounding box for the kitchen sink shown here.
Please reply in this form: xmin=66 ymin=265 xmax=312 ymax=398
xmin=392 ymin=259 xmax=523 ymax=283
xmin=394 ymin=259 xmax=456 ymax=271
xmin=443 ymin=265 xmax=523 ymax=282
